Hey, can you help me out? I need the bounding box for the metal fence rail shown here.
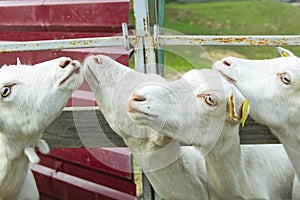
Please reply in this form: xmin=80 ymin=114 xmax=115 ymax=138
xmin=1 ymin=35 xmax=300 ymax=53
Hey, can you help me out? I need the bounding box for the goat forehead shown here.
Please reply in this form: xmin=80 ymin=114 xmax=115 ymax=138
xmin=0 ymin=65 xmax=41 ymax=77
xmin=183 ymin=69 xmax=222 ymax=88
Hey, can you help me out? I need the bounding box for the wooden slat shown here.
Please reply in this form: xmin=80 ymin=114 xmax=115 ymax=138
xmin=239 ymin=118 xmax=280 ymax=144
xmin=43 ymin=109 xmax=279 ymax=148
xmin=43 ymin=109 xmax=127 ymax=148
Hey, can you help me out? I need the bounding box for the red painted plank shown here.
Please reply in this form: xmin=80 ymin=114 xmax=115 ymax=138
xmin=0 ymin=0 xmax=130 ymax=32
xmin=31 ymin=164 xmax=136 ymax=200
xmin=42 ymin=148 xmax=133 ymax=179
xmin=0 ymin=32 xmax=113 ymax=41
xmin=38 ymin=156 xmax=136 ymax=196
xmin=37 ymin=148 xmax=136 ymax=195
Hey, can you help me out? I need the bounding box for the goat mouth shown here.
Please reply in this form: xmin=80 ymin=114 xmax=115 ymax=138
xmin=128 ymin=106 xmax=158 ymax=118
xmin=216 ymin=69 xmax=236 ymax=83
xmin=59 ymin=67 xmax=80 ymax=86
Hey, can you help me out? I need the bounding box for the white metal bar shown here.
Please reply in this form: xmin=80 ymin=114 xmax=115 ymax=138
xmin=0 ymin=35 xmax=299 ymax=54
xmin=0 ymin=36 xmax=127 ymax=53
xmin=122 ymin=23 xmax=131 ymax=51
xmin=158 ymin=35 xmax=300 ymax=46
xmin=133 ymin=36 xmax=146 ymax=73
xmin=144 ymin=35 xmax=157 ymax=74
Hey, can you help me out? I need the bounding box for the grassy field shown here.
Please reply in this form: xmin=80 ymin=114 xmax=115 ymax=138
xmin=130 ymin=1 xmax=300 ymax=74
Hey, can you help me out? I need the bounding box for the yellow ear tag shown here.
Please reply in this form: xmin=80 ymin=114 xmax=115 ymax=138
xmin=241 ymin=99 xmax=249 ymax=127
xmin=282 ymin=52 xmax=290 ymax=57
xmin=229 ymin=95 xmax=236 ymax=120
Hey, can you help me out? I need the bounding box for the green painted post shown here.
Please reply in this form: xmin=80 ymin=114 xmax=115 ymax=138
xmin=148 ymin=0 xmax=164 ymax=77
xmin=148 ymin=0 xmax=157 ymax=28
xmin=157 ymin=0 xmax=164 ymax=77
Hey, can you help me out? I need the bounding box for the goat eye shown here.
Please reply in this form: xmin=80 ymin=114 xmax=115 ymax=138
xmin=1 ymin=86 xmax=11 ymax=98
xmin=279 ymin=73 xmax=291 ymax=85
xmin=204 ymin=94 xmax=217 ymax=106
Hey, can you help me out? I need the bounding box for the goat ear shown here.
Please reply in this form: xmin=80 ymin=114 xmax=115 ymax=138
xmin=0 ymin=64 xmax=7 ymax=69
xmin=277 ymin=47 xmax=295 ymax=57
xmin=229 ymin=85 xmax=249 ymax=127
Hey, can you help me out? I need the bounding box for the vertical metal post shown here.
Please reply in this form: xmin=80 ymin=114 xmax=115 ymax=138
xmin=133 ymin=0 xmax=147 ymax=73
xmin=148 ymin=0 xmax=157 ymax=27
xmin=142 ymin=172 xmax=155 ymax=200
xmin=157 ymin=0 xmax=164 ymax=77
xmin=143 ymin=2 xmax=157 ymax=74
xmin=134 ymin=0 xmax=157 ymax=74
xmin=133 ymin=1 xmax=161 ymax=199
xmin=148 ymin=0 xmax=164 ymax=76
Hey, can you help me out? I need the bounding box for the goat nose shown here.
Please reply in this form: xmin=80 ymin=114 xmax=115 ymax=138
xmin=132 ymin=93 xmax=146 ymax=102
xmin=222 ymin=59 xmax=231 ymax=67
xmin=59 ymin=59 xmax=72 ymax=68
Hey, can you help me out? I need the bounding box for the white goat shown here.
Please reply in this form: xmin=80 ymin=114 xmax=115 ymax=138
xmin=24 ymin=139 xmax=50 ymax=164
xmin=13 ymin=58 xmax=50 ymax=165
xmin=0 ymin=57 xmax=83 ymax=200
xmin=213 ymin=47 xmax=300 ymax=198
xmin=127 ymin=69 xmax=295 ymax=199
xmin=83 ymin=55 xmax=218 ymax=200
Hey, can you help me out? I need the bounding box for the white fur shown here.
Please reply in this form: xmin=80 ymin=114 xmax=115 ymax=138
xmin=128 ymin=69 xmax=295 ymax=199
xmin=83 ymin=55 xmax=215 ymax=200
xmin=24 ymin=139 xmax=50 ymax=164
xmin=18 ymin=58 xmax=47 ymax=165
xmin=213 ymin=47 xmax=300 ymax=198
xmin=0 ymin=57 xmax=83 ymax=199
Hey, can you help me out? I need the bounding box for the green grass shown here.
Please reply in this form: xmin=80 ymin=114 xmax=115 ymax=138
xmin=130 ymin=1 xmax=300 ymax=73
xmin=165 ymin=1 xmax=300 ymax=35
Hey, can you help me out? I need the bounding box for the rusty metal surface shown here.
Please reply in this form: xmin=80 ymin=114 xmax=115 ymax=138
xmin=1 ymin=35 xmax=300 ymax=53
xmin=133 ymin=0 xmax=157 ymax=74
xmin=0 ymin=36 xmax=127 ymax=53
xmin=159 ymin=35 xmax=300 ymax=46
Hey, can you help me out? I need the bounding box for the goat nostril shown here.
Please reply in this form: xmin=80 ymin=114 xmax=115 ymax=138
xmin=222 ymin=60 xmax=231 ymax=67
xmin=132 ymin=94 xmax=146 ymax=102
xmin=60 ymin=59 xmax=72 ymax=68
xmin=94 ymin=57 xmax=102 ymax=65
